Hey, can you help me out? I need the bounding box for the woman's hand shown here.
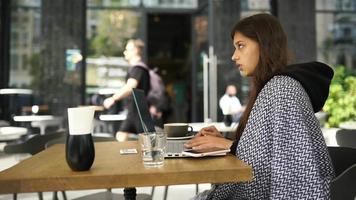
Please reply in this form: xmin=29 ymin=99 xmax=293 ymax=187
xmin=185 ymin=126 xmax=233 ymax=152
xmin=195 ymin=126 xmax=223 ymax=138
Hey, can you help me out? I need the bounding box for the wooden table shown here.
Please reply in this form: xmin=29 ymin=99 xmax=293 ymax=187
xmin=0 ymin=141 xmax=252 ymax=199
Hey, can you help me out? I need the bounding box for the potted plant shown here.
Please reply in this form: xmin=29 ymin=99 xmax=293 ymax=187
xmin=323 ymin=66 xmax=356 ymax=128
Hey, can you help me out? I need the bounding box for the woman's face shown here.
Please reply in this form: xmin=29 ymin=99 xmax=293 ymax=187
xmin=231 ymin=31 xmax=260 ymax=77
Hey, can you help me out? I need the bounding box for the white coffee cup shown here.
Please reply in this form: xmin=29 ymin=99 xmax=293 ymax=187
xmin=67 ymin=106 xmax=95 ymax=135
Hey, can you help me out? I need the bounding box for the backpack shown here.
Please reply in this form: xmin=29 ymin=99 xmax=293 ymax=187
xmin=136 ymin=62 xmax=167 ymax=108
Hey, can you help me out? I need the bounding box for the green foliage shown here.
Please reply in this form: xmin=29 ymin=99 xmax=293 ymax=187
xmin=323 ymin=66 xmax=356 ymax=127
xmin=87 ymin=10 xmax=140 ymax=57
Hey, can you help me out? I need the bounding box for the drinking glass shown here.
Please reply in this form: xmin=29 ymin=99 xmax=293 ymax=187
xmin=141 ymin=131 xmax=166 ymax=167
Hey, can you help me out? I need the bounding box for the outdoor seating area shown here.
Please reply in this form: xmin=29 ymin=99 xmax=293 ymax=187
xmin=1 ymin=0 xmax=356 ymax=199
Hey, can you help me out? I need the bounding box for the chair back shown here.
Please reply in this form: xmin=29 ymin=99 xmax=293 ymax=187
xmin=335 ymin=129 xmax=356 ymax=148
xmin=330 ymin=164 xmax=356 ymax=200
xmin=0 ymin=120 xmax=10 ymax=127
xmin=4 ymin=131 xmax=66 ymax=155
xmin=328 ymin=146 xmax=356 ymax=177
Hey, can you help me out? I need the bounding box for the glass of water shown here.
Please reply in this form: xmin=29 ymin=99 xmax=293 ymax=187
xmin=141 ymin=131 xmax=166 ymax=167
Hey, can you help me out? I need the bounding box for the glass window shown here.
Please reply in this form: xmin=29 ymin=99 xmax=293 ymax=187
xmin=316 ymin=0 xmax=356 ymax=70
xmin=143 ymin=0 xmax=198 ymax=9
xmin=9 ymin=0 xmax=41 ymax=88
xmin=87 ymin=0 xmax=140 ymax=7
xmin=241 ymin=0 xmax=270 ymax=17
xmin=10 ymin=54 xmax=18 ymax=70
xmin=86 ymin=8 xmax=142 ymax=100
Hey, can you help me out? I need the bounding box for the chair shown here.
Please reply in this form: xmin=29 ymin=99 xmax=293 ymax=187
xmin=327 ymin=146 xmax=356 ymax=177
xmin=335 ymin=129 xmax=356 ymax=149
xmin=93 ymin=118 xmax=111 ymax=135
xmin=0 ymin=120 xmax=10 ymax=127
xmin=4 ymin=131 xmax=65 ymax=155
xmin=330 ymin=164 xmax=356 ymax=200
xmin=3 ymin=130 xmax=66 ymax=200
xmin=327 ymin=146 xmax=356 ymax=200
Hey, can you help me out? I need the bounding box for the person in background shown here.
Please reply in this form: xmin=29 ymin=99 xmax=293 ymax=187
xmin=185 ymin=13 xmax=334 ymax=199
xmin=103 ymin=39 xmax=150 ymax=141
xmin=219 ymin=84 xmax=244 ymax=122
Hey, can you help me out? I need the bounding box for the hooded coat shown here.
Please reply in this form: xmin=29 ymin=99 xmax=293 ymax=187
xmin=195 ymin=62 xmax=335 ymax=200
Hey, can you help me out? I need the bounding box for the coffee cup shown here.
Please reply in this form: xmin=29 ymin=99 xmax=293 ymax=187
xmin=164 ymin=123 xmax=193 ymax=137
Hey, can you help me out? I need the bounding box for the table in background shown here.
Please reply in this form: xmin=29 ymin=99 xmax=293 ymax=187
xmin=0 ymin=88 xmax=34 ymax=123
xmin=97 ymin=113 xmax=127 ymax=134
xmin=0 ymin=89 xmax=32 ymax=95
xmin=0 ymin=141 xmax=252 ymax=199
xmin=99 ymin=113 xmax=127 ymax=121
xmin=0 ymin=127 xmax=27 ymax=142
xmin=13 ymin=115 xmax=63 ymax=135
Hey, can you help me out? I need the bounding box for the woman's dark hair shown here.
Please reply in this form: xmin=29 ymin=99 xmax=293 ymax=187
xmin=231 ymin=13 xmax=291 ymax=142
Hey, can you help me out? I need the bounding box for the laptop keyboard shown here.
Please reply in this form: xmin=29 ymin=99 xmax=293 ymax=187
xmin=165 ymin=140 xmax=189 ymax=158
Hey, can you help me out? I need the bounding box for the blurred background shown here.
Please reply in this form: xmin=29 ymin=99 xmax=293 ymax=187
xmin=0 ymin=0 xmax=355 ymax=130
xmin=1 ymin=1 xmax=356 ymax=199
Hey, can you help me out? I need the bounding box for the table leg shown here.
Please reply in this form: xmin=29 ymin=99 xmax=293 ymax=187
xmin=124 ymin=187 xmax=136 ymax=200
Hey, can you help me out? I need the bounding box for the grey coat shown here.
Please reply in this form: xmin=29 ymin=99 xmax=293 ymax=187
xmin=194 ymin=76 xmax=334 ymax=200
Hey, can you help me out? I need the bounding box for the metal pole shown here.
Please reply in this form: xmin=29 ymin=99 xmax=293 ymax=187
xmin=209 ymin=46 xmax=217 ymax=122
xmin=81 ymin=0 xmax=87 ymax=105
xmin=203 ymin=46 xmax=218 ymax=122
xmin=203 ymin=53 xmax=209 ymax=122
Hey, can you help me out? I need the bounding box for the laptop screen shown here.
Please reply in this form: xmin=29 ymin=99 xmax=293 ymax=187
xmin=133 ymin=88 xmax=193 ymax=157
xmin=132 ymin=88 xmax=156 ymax=133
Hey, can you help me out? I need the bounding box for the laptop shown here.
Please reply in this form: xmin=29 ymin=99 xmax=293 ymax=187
xmin=132 ymin=88 xmax=189 ymax=158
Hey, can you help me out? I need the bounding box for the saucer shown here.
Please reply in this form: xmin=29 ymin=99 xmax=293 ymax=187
xmin=167 ymin=135 xmax=194 ymax=140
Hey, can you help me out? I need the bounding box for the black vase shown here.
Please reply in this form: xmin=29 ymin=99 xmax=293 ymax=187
xmin=223 ymin=114 xmax=232 ymax=127
xmin=65 ymin=133 xmax=95 ymax=171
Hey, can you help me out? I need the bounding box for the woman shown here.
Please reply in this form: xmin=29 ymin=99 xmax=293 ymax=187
xmin=185 ymin=13 xmax=334 ymax=199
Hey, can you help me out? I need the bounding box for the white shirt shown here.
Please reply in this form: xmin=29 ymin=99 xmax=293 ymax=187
xmin=219 ymin=94 xmax=242 ymax=115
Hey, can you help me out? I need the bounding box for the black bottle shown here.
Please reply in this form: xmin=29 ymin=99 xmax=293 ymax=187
xmin=65 ymin=133 xmax=95 ymax=171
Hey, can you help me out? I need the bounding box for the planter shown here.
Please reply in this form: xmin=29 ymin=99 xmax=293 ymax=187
xmin=339 ymin=121 xmax=356 ymax=130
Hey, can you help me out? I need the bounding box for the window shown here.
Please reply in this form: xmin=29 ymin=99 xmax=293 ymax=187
xmin=86 ymin=7 xmax=142 ymax=101
xmin=9 ymin=0 xmax=41 ymax=88
xmin=316 ymin=0 xmax=356 ymax=70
